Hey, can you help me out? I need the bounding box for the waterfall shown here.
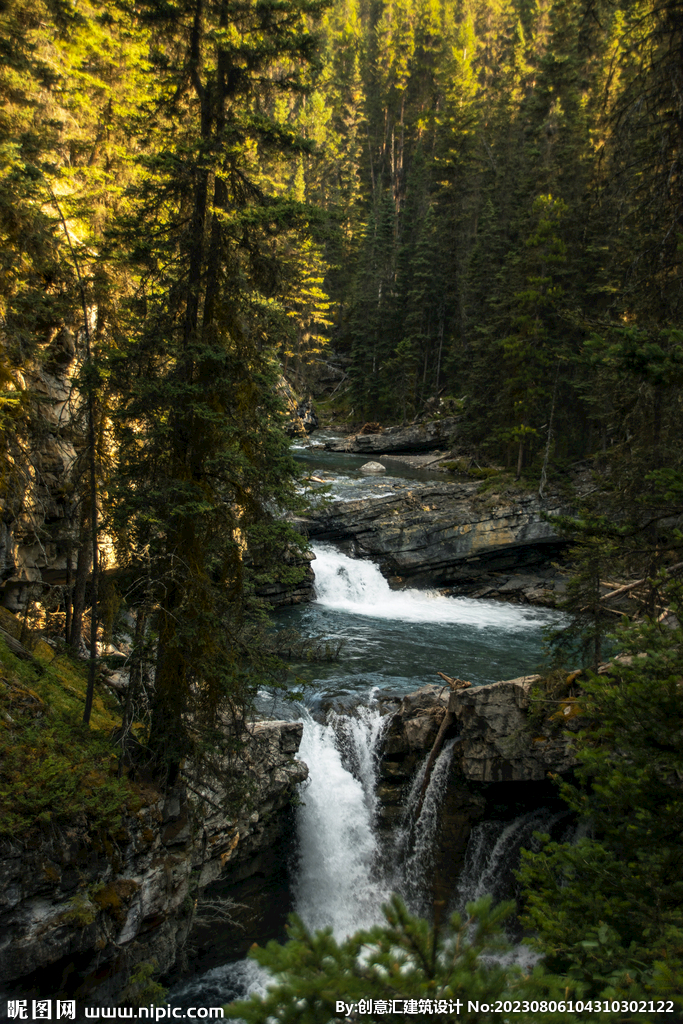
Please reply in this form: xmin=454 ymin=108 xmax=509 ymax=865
xmin=455 ymin=809 xmax=568 ymax=911
xmin=328 ymin=702 xmax=387 ymax=816
xmin=311 ymin=542 xmax=558 ymax=629
xmin=293 ymin=706 xmax=391 ymax=938
xmin=169 ymin=542 xmax=563 ymax=1006
xmin=392 ymin=739 xmax=458 ymax=915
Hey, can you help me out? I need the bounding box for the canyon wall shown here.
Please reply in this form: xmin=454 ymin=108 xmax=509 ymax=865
xmin=0 ymin=721 xmax=306 ymax=1006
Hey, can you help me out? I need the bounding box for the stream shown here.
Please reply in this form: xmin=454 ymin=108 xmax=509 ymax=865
xmin=169 ymin=437 xmax=566 ymax=1008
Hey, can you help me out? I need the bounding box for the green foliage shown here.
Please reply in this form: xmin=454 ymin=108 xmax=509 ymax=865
xmin=122 ymin=961 xmax=168 ymax=1006
xmin=62 ymin=892 xmax=99 ymax=928
xmin=0 ymin=629 xmax=137 ymax=837
xmin=228 ymin=895 xmax=558 ymax=1024
xmin=545 ymin=512 xmax=624 ymax=671
xmin=519 ymin=610 xmax=683 ymax=1011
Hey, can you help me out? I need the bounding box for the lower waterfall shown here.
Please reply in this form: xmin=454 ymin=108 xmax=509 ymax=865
xmin=293 ymin=707 xmax=391 ymax=937
xmin=294 ymin=704 xmax=457 ymax=934
xmin=169 ymin=542 xmax=566 ymax=1007
xmin=391 ymin=738 xmax=458 ymax=916
xmin=454 ymin=809 xmax=569 ymax=918
xmin=168 ymin=702 xmax=459 ymax=1007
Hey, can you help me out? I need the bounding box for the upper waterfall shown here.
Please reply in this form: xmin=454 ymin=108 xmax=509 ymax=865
xmin=311 ymin=542 xmax=559 ymax=630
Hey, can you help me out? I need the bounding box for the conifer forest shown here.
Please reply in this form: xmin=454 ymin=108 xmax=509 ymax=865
xmin=2 ymin=0 xmax=683 ymax=1016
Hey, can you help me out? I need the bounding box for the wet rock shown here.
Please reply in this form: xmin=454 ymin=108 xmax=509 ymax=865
xmin=360 ymin=461 xmax=386 ymax=474
xmin=324 ymin=418 xmax=460 ymax=455
xmin=307 ymin=483 xmax=568 ymax=594
xmin=449 ymin=676 xmax=578 ymax=782
xmin=297 ymin=399 xmax=319 ymax=434
xmin=383 ymin=680 xmax=578 ymax=783
xmin=382 ymin=684 xmax=449 ymax=755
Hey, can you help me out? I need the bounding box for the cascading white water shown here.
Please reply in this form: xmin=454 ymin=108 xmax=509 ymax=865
xmin=455 ymin=809 xmax=567 ymax=910
xmin=169 ymin=540 xmax=564 ymax=1007
xmin=328 ymin=702 xmax=387 ymax=815
xmin=311 ymin=542 xmax=557 ymax=629
xmin=294 ymin=705 xmax=459 ymax=933
xmin=392 ymin=740 xmax=458 ymax=914
xmin=293 ymin=707 xmax=392 ymax=938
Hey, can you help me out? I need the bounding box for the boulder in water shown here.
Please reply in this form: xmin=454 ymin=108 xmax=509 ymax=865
xmin=360 ymin=461 xmax=386 ymax=474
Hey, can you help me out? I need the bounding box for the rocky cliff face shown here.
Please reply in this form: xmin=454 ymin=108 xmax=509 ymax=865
xmin=382 ymin=680 xmax=578 ymax=783
xmin=378 ymin=681 xmax=578 ymax=902
xmin=0 ymin=721 xmax=307 ymax=1006
xmin=449 ymin=676 xmax=579 ymax=783
xmin=306 ymin=483 xmax=568 ymax=593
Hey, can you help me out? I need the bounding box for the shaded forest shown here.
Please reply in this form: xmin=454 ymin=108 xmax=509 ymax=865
xmin=300 ymin=0 xmax=683 ymax=486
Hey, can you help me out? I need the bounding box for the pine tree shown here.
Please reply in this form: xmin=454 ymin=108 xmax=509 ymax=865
xmin=519 ymin=609 xmax=683 ymax=1009
xmin=226 ymin=895 xmax=557 ymax=1024
xmin=107 ymin=0 xmax=327 ymax=783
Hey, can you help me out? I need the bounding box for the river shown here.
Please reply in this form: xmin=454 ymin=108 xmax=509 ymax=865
xmin=169 ymin=437 xmax=565 ymax=1008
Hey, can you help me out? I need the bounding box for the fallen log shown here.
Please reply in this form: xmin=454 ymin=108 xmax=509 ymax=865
xmin=412 ymin=709 xmax=455 ymax=824
xmin=600 ymin=561 xmax=683 ymax=603
xmin=0 ymin=626 xmax=44 ymax=674
xmin=436 ymin=671 xmax=471 ymax=690
xmin=411 ymin=670 xmax=469 ymax=822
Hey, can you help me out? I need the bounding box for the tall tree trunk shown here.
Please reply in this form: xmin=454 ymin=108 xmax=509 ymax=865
xmin=64 ymin=536 xmax=73 ymax=644
xmin=70 ymin=533 xmax=92 ymax=654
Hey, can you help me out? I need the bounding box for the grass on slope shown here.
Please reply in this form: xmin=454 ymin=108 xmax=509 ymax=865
xmin=0 ymin=608 xmax=140 ymax=838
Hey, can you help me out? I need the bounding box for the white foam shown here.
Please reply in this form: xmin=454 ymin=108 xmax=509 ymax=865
xmin=312 ymin=543 xmax=559 ymax=629
xmin=294 ymin=710 xmax=391 ymax=938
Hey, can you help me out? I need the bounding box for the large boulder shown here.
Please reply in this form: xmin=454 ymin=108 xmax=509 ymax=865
xmin=449 ymin=676 xmax=579 ymax=782
xmin=381 ymin=680 xmax=579 ymax=782
xmin=382 ymin=684 xmax=449 ymax=755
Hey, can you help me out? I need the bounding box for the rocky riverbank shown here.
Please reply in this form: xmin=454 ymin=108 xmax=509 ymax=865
xmin=305 ymin=481 xmax=569 ymax=600
xmin=322 ymin=418 xmax=460 ymax=455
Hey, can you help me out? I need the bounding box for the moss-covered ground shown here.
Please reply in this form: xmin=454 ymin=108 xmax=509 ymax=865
xmin=0 ymin=608 xmax=140 ymax=837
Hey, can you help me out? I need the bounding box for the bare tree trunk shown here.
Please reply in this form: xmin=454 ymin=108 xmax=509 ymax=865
xmin=516 ymin=439 xmax=524 ymax=479
xmin=64 ymin=536 xmax=73 ymax=644
xmin=70 ymin=535 xmax=92 ymax=654
xmin=119 ymin=607 xmax=147 ymax=778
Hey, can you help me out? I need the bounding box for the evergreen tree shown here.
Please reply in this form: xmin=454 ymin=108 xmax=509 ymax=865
xmin=107 ymin=0 xmax=327 ymax=783
xmin=227 ymin=896 xmax=560 ymax=1024
xmin=520 ymin=610 xmax=683 ymax=1010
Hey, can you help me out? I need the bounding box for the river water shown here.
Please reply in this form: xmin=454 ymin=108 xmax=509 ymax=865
xmin=274 ymin=543 xmax=560 ymax=711
xmin=169 ymin=438 xmax=564 ymax=1008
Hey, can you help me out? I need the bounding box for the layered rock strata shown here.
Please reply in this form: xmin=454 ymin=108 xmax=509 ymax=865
xmin=0 ymin=721 xmax=307 ymax=1005
xmin=306 ymin=483 xmax=567 ymax=592
xmin=323 ymin=418 xmax=460 ymax=455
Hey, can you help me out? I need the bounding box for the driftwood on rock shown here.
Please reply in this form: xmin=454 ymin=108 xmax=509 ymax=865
xmin=600 ymin=561 xmax=683 ymax=603
xmin=411 ymin=670 xmax=470 ymax=821
xmin=437 ymin=671 xmax=471 ymax=690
